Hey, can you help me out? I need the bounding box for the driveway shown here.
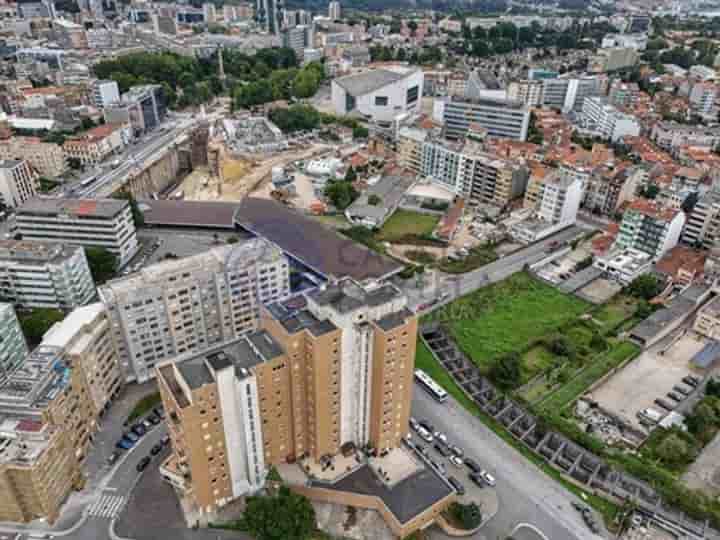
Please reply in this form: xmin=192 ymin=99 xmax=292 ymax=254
xmin=411 ymin=387 xmax=606 ymax=540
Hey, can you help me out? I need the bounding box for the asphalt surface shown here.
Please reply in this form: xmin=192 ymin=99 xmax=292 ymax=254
xmin=412 ymin=387 xmax=606 ymax=540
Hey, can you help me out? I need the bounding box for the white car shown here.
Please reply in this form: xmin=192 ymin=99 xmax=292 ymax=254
xmin=480 ymin=470 xmax=496 ymax=487
xmin=449 ymin=455 xmax=463 ymax=467
xmin=434 ymin=432 xmax=448 ymax=444
xmin=417 ymin=427 xmax=434 ymax=443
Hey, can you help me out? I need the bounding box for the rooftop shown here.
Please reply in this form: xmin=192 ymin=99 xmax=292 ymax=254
xmin=41 ymin=303 xmax=104 ymax=350
xmin=308 ymin=279 xmax=402 ymax=314
xmin=17 ymin=197 xmax=129 ymax=219
xmin=265 ymin=300 xmax=338 ymax=337
xmin=0 ymin=239 xmax=81 ymax=265
xmin=334 ymin=67 xmax=418 ymax=96
xmin=627 ymin=198 xmax=679 ymax=222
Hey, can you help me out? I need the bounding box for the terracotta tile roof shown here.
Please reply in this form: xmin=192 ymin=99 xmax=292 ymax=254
xmin=655 ymin=246 xmax=706 ymax=282
xmin=627 ymin=197 xmax=679 ymax=222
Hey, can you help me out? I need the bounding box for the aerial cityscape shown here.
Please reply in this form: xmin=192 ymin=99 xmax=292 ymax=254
xmin=4 ymin=0 xmax=720 ymax=539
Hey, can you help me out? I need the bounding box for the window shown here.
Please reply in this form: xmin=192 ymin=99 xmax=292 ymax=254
xmin=375 ymin=96 xmax=388 ymax=106
xmin=406 ymin=85 xmax=419 ymax=104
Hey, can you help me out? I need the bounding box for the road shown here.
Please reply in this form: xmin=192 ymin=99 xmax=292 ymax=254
xmin=404 ymin=225 xmax=590 ymax=311
xmin=412 ymin=388 xmax=606 ymax=540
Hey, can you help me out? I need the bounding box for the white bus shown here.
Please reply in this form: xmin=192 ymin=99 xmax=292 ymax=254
xmin=414 ymin=369 xmax=448 ymax=403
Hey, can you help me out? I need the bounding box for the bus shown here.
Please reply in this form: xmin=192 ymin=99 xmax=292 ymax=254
xmin=414 ymin=369 xmax=448 ymax=403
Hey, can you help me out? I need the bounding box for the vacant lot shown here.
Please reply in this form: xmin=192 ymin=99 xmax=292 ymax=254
xmin=376 ymin=210 xmax=440 ymax=243
xmin=428 ymin=272 xmax=589 ymax=381
xmin=587 ymin=334 xmax=706 ymax=431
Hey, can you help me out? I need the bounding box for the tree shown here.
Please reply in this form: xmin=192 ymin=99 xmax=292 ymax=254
xmin=19 ymin=309 xmax=65 ymax=346
xmin=490 ymin=352 xmax=521 ymax=389
xmin=345 ymin=166 xmax=357 ymax=182
xmin=292 ymin=68 xmax=320 ymax=99
xmin=640 ymin=184 xmax=660 ymax=199
xmin=86 ymin=247 xmax=118 ymax=284
xmin=450 ymin=502 xmax=482 ymax=530
xmin=324 ymin=181 xmax=358 ymax=210
xmin=626 ymin=274 xmax=661 ymax=301
xmin=353 ymin=125 xmax=369 ymax=139
xmin=368 ymin=194 xmax=381 ymax=206
xmin=655 ymin=433 xmax=691 ymax=466
xmin=238 ymin=485 xmax=316 ymax=540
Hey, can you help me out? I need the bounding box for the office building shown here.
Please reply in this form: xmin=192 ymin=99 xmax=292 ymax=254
xmin=0 ymin=137 xmax=66 ymax=179
xmin=13 ymin=197 xmax=139 ymax=267
xmin=99 ymin=239 xmax=289 ymax=383
xmin=541 ymin=78 xmax=570 ymax=108
xmin=581 ymin=97 xmax=641 ymax=142
xmin=41 ymin=303 xmax=122 ymax=416
xmin=331 ymin=67 xmax=423 ymax=125
xmin=0 ymin=304 xmax=28 ymax=382
xmin=433 ymin=96 xmax=530 ymax=141
xmin=328 ymin=0 xmax=341 ymax=20
xmin=92 ymin=80 xmax=120 ymax=110
xmin=157 ymin=278 xmax=416 ymax=515
xmin=0 ymin=160 xmax=37 ymax=210
xmin=0 ymin=240 xmax=95 ymax=309
xmin=121 ymin=85 xmax=167 ymax=132
xmin=614 ymin=198 xmax=686 ymax=260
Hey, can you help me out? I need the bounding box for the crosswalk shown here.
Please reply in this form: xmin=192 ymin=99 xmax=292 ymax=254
xmin=86 ymin=494 xmax=127 ymax=519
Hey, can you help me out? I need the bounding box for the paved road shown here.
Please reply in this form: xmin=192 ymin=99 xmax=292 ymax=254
xmin=412 ymin=388 xmax=606 ymax=540
xmin=405 ymin=225 xmax=590 ymax=311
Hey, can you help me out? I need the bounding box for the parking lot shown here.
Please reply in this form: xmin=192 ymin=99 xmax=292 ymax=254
xmin=587 ymin=333 xmax=707 ymax=431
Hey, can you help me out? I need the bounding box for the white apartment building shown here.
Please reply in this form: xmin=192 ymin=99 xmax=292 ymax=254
xmin=0 ymin=240 xmax=95 ymax=309
xmin=581 ymin=97 xmax=641 ymax=142
xmin=0 ymin=160 xmax=37 ymax=209
xmin=98 ymin=239 xmax=290 ymax=383
xmin=601 ymin=33 xmax=648 ymax=50
xmin=614 ymin=198 xmax=686 ymax=260
xmin=689 ymin=82 xmax=717 ymax=114
xmin=433 ymin=96 xmax=530 ymax=141
xmin=331 ymin=67 xmax=423 ymax=125
xmin=0 ymin=138 xmax=66 ymax=179
xmin=92 ymin=80 xmax=120 ymax=110
xmin=328 ymin=0 xmax=341 ymax=20
xmin=650 ymin=122 xmax=720 ymax=155
xmin=13 ymin=197 xmax=139 ymax=268
xmin=0 ymin=303 xmax=29 ymax=381
xmin=41 ymin=302 xmax=122 ymax=415
xmin=537 ymin=175 xmax=582 ymax=226
xmin=562 ymin=77 xmax=603 ymax=112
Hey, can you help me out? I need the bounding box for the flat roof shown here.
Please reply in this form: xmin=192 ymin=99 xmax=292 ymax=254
xmin=139 ymin=199 xmax=240 ymax=229
xmin=17 ymin=197 xmax=128 ymax=219
xmin=315 ymin=460 xmax=453 ymax=524
xmin=334 ymin=68 xmax=412 ymax=97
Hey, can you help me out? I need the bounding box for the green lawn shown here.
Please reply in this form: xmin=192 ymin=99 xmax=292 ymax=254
xmin=592 ymin=295 xmax=639 ymax=331
xmin=429 ymin=273 xmax=589 ymax=376
xmin=522 ymin=345 xmax=558 ymax=382
xmin=376 ymin=210 xmax=440 ymax=243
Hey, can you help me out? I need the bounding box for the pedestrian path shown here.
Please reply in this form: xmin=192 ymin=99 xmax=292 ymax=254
xmin=86 ymin=494 xmax=126 ymax=519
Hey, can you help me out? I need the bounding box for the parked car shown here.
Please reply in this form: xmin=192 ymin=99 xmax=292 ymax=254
xmin=136 ymin=456 xmax=151 ymax=472
xmin=123 ymin=431 xmax=139 ymax=443
xmin=161 ymin=434 xmax=171 ymax=446
xmin=435 ymin=442 xmax=452 ymax=457
xmin=150 ymin=443 xmax=163 ymax=456
xmin=142 ymin=419 xmax=153 ymax=430
xmin=673 ymin=385 xmax=692 ymax=396
xmin=434 ymin=432 xmax=448 ymax=444
xmin=131 ymin=424 xmax=146 ymax=436
xmin=464 ymin=458 xmax=481 ymax=473
xmin=683 ymin=375 xmax=700 ymax=387
xmin=448 ymin=444 xmax=463 ymax=458
xmin=479 ymin=470 xmax=496 ymax=487
xmin=449 ymin=455 xmax=463 ymax=467
xmin=147 ymin=414 xmax=161 ymax=425
xmin=107 ymin=451 xmax=121 ymax=465
xmin=154 ymin=406 xmax=165 ymax=419
xmin=447 ymin=476 xmax=465 ymax=495
xmin=419 ymin=420 xmax=435 ymax=434
xmin=417 ymin=427 xmax=434 ymax=443
xmin=654 ymin=398 xmax=673 ymax=411
xmin=116 ymin=439 xmax=133 ymax=450
xmin=667 ymin=392 xmax=683 ymax=402
xmin=469 ymin=472 xmax=484 ymax=486
xmin=409 ymin=417 xmax=420 ymax=432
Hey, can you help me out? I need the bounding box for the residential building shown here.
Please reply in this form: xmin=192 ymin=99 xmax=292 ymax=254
xmin=99 ymin=239 xmax=289 ymax=383
xmin=52 ymin=19 xmax=87 ymax=49
xmin=507 ymin=80 xmax=543 ymax=107
xmin=0 ymin=137 xmax=66 ymax=179
xmin=282 ymin=25 xmax=312 ymax=61
xmin=13 ymin=197 xmax=139 ymax=267
xmin=537 ymin=175 xmax=582 ymax=226
xmin=433 ymin=96 xmax=530 ymax=141
xmin=157 ymin=278 xmax=416 ymax=515
xmin=341 ymin=46 xmax=371 ymax=68
xmin=590 ymin=47 xmax=638 ymax=73
xmin=396 ymin=127 xmax=426 ymax=176
xmin=0 ymin=304 xmax=28 ymax=382
xmin=681 ymin=190 xmax=720 ymax=248
xmin=651 ymin=122 xmax=720 ymax=155
xmin=41 ymin=303 xmax=122 ymax=417
xmin=331 ymin=67 xmax=423 ymax=126
xmin=584 ymin=165 xmax=646 ymax=216
xmin=601 ymin=33 xmax=648 ymax=50
xmin=607 ymin=81 xmax=640 ymax=108
xmin=256 ymin=0 xmax=279 ymax=34
xmin=614 ymin=198 xmax=686 ymax=260
xmin=562 ymin=77 xmax=603 ymax=112
xmin=581 ymin=97 xmax=641 ymax=142
xmin=627 ymin=14 xmax=651 ymax=33
xmin=328 ymin=1 xmax=341 ymax=20
xmin=689 ymin=82 xmax=717 ymax=114
xmin=541 ymin=78 xmax=571 ymax=108
xmin=121 ymin=85 xmax=167 ymax=132
xmin=92 ymin=80 xmax=120 ymax=110
xmin=0 ymin=240 xmax=95 ymax=309
xmin=0 ymin=160 xmax=36 ymax=210
xmin=594 ymin=248 xmax=653 ymax=285
xmin=63 ymin=124 xmax=125 ymax=166
xmin=690 ymin=65 xmax=716 ymax=82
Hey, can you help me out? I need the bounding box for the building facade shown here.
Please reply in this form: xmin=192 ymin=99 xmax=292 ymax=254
xmin=92 ymin=80 xmax=120 ymax=110
xmin=99 ymin=239 xmax=290 ymax=383
xmin=0 ymin=304 xmax=28 ymax=382
xmin=433 ymin=96 xmax=530 ymax=141
xmin=0 ymin=138 xmax=66 ymax=179
xmin=13 ymin=197 xmax=139 ymax=267
xmin=614 ymin=198 xmax=686 ymax=260
xmin=0 ymin=160 xmax=37 ymax=209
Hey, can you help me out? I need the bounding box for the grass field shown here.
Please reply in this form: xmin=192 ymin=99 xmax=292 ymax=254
xmin=592 ymin=295 xmax=639 ymax=331
xmin=429 ymin=273 xmax=589 ymax=379
xmin=376 ymin=210 xmax=440 ymax=243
